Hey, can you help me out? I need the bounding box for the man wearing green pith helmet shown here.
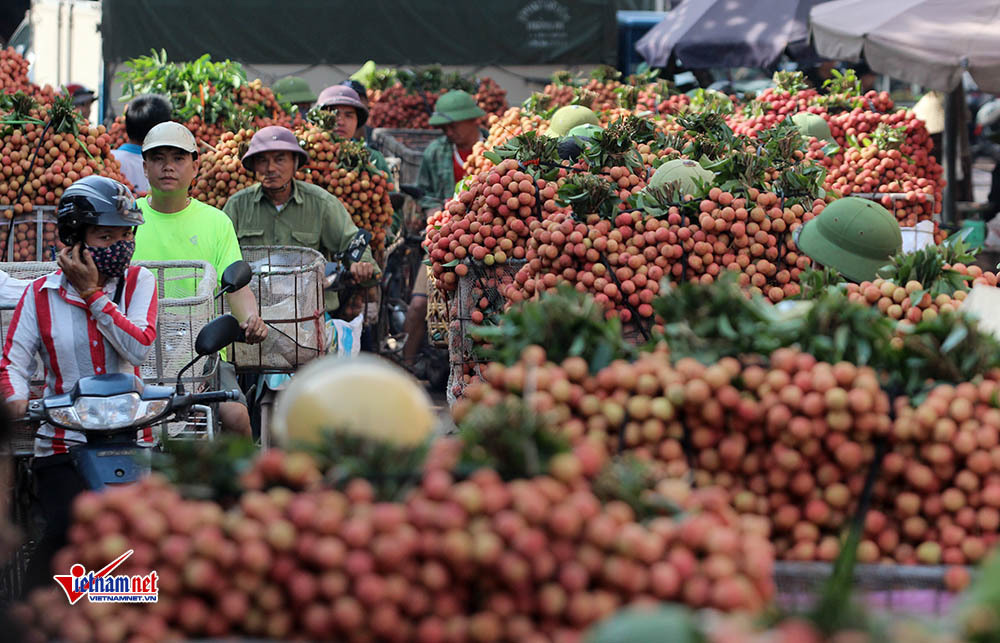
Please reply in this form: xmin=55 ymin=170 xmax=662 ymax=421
xmin=405 ymin=90 xmax=487 ymax=372
xmin=273 ymin=76 xmax=317 ymax=118
xmin=416 ymin=90 xmax=487 ymax=214
xmin=795 ymin=197 xmax=903 ymax=282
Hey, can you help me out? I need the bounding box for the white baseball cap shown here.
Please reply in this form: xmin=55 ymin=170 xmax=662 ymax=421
xmin=142 ymin=121 xmax=198 ymax=154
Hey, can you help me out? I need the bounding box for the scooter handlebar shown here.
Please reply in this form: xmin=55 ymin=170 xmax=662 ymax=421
xmin=181 ymin=390 xmax=241 ymax=406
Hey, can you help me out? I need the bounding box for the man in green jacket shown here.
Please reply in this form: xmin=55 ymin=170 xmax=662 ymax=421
xmin=416 ymin=90 xmax=486 ymax=213
xmin=402 ymin=91 xmax=486 ymax=370
xmin=223 ymin=126 xmax=380 ymax=313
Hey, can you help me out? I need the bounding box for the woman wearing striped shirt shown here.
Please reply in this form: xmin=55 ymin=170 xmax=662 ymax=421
xmin=1 ymin=176 xmax=157 ymax=594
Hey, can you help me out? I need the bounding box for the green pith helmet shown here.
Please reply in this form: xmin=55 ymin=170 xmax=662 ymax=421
xmin=567 ymin=123 xmax=603 ymax=140
xmin=791 ymin=112 xmax=834 ymax=143
xmin=428 ymin=90 xmax=486 ymax=126
xmin=796 ymin=197 xmax=903 ymax=282
xmin=648 ymin=158 xmax=716 ymax=196
xmin=584 ymin=605 xmax=700 ymax=643
xmin=272 ymin=76 xmax=317 ymax=105
xmin=546 ymin=104 xmax=600 ymax=137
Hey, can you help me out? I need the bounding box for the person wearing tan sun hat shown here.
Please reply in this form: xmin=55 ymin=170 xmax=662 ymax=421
xmin=222 ymin=125 xmax=380 ymax=314
xmin=316 ymin=84 xmax=393 ymax=182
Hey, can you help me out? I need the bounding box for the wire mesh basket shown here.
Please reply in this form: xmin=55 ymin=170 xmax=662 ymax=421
xmin=0 ymin=260 xmax=220 ymax=453
xmin=446 ymin=361 xmax=482 ymax=408
xmin=426 ymin=266 xmax=449 ymax=348
xmin=450 ymin=259 xmax=524 ymax=368
xmin=0 ymin=206 xmax=65 ymax=262
xmin=774 ymin=561 xmax=964 ymax=618
xmin=444 ymin=259 xmax=524 ymax=405
xmin=228 ymin=246 xmax=328 ymax=373
xmin=370 ymin=128 xmax=443 ymax=186
xmin=142 ymin=260 xmax=219 ymax=384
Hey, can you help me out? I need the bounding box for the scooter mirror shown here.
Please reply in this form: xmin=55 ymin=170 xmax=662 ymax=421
xmin=195 ymin=314 xmax=243 ymax=355
xmin=344 ymin=229 xmax=372 ymax=264
xmin=219 ymin=261 xmax=253 ymax=295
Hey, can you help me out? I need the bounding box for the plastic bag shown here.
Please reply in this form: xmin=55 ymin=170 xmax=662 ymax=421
xmin=899 ymin=220 xmax=936 ymax=254
xmin=985 ymin=212 xmax=1000 ymax=251
xmin=234 ymin=296 xmax=327 ymax=370
xmin=328 ymin=313 xmax=364 ymax=357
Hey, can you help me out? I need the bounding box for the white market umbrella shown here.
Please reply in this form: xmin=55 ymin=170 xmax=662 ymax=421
xmin=810 ymin=0 xmax=1000 ymax=92
xmin=811 ymin=0 xmax=1000 ymax=223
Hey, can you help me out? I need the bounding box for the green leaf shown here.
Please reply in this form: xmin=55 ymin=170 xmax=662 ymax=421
xmin=941 ymin=324 xmax=969 ymax=353
xmin=856 ymin=338 xmax=872 ymax=365
xmin=590 ymin=341 xmax=615 ymax=374
xmin=834 ymin=325 xmax=849 ymax=358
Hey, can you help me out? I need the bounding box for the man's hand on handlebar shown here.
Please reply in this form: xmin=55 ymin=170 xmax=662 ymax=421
xmin=241 ymin=314 xmax=268 ymax=344
xmin=350 ymin=262 xmax=376 ymax=282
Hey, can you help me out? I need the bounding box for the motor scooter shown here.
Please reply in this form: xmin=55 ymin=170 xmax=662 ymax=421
xmin=22 ymin=261 xmax=254 ymax=490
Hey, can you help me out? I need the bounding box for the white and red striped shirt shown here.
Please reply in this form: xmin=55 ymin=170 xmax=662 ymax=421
xmin=0 ymin=265 xmax=158 ymax=457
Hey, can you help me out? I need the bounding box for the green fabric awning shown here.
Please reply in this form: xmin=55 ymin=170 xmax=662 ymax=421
xmin=102 ymin=0 xmax=620 ymax=66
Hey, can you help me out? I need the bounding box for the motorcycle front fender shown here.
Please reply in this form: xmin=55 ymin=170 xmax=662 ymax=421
xmin=69 ymin=442 xmax=151 ymax=491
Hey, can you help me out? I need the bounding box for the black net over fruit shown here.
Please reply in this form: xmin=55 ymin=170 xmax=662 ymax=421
xmin=446 ymin=259 xmax=523 ymax=406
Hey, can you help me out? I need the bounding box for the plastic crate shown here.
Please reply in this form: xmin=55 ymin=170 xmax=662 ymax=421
xmin=228 ymin=246 xmax=328 ymax=373
xmin=0 ymin=207 xmax=64 ymax=262
xmin=370 ymin=128 xmax=443 ymax=186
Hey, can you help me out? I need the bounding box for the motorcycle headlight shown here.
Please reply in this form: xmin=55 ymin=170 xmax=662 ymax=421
xmin=48 ymin=395 xmax=171 ymax=431
xmin=73 ymin=393 xmax=141 ymax=429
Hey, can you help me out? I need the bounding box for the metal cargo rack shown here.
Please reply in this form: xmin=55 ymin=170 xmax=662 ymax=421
xmin=445 ymin=259 xmax=525 ymax=406
xmin=0 ymin=206 xmax=63 ymax=263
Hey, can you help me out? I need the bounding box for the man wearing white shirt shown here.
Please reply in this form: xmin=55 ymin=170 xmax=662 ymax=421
xmin=111 ymin=94 xmax=172 ymax=194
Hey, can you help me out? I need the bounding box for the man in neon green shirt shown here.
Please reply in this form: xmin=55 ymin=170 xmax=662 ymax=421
xmin=133 ymin=121 xmax=267 ymax=437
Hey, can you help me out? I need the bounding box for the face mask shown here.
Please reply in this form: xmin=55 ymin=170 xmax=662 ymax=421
xmin=87 ymin=240 xmax=135 ymax=279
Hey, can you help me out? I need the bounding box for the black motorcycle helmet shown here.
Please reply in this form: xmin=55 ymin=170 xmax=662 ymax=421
xmin=57 ymin=176 xmax=144 ymax=246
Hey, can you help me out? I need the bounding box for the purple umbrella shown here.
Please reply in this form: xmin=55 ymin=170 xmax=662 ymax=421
xmin=636 ymin=0 xmax=831 ymax=69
